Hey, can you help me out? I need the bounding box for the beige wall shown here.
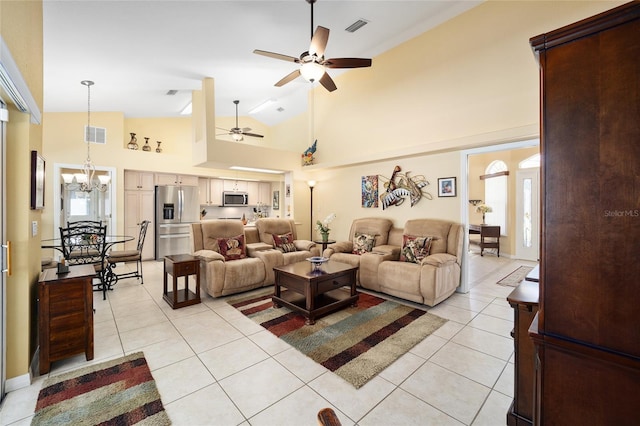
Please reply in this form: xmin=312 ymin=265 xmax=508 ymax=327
xmin=1 ymin=0 xmax=44 ymax=380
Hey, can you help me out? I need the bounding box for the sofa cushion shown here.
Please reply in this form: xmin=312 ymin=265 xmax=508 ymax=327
xmin=273 ymin=232 xmax=297 ymax=253
xmin=400 ymin=235 xmax=432 ymax=264
xmin=352 ymin=232 xmax=376 ymax=255
xmin=217 ymin=234 xmax=246 ymax=261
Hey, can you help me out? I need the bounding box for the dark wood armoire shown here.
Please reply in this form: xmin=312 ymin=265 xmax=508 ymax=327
xmin=529 ymin=2 xmax=640 ymax=424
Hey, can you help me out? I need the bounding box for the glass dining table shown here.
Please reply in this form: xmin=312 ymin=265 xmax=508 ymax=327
xmin=41 ymin=235 xmax=134 ymax=299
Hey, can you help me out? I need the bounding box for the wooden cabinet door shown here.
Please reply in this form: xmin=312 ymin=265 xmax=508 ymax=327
xmin=138 ymin=172 xmax=155 ymax=190
xmin=210 ymin=179 xmax=223 ymax=205
xmin=155 ymin=173 xmax=177 ymax=186
xmin=124 ymin=190 xmax=155 ymax=260
xmin=179 ymin=175 xmax=199 ymax=186
xmin=259 ymin=182 xmax=272 ymax=205
xmin=223 ymin=180 xmax=248 ymax=192
xmin=247 ymin=182 xmax=259 ymax=205
xmin=198 ymin=178 xmax=210 ymax=205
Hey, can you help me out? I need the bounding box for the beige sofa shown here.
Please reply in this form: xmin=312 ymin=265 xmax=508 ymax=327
xmin=325 ymin=218 xmax=463 ymax=306
xmin=190 ymin=219 xmax=320 ymax=298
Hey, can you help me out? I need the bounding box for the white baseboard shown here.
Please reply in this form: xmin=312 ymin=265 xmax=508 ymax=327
xmin=5 ymin=373 xmax=31 ymax=393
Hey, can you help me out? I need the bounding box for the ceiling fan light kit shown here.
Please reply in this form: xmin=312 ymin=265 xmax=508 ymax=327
xmin=253 ymin=0 xmax=372 ymax=92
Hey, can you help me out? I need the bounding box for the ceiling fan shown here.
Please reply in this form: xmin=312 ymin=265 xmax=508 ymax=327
xmin=216 ymin=100 xmax=264 ymax=141
xmin=253 ymin=0 xmax=372 ymax=92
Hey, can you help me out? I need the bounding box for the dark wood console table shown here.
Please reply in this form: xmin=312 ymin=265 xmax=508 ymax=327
xmin=469 ymin=224 xmax=500 ymax=256
xmin=507 ymin=280 xmax=539 ymax=426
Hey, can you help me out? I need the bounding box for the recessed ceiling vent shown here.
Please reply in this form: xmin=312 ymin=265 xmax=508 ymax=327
xmin=84 ymin=125 xmax=107 ymax=144
xmin=345 ymin=19 xmax=369 ymax=33
xmin=166 ymin=89 xmax=178 ymax=95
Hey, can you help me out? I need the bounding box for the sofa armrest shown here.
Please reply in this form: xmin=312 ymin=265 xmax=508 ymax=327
xmin=293 ymin=239 xmax=316 ymax=252
xmin=325 ymin=240 xmax=353 ymax=256
xmin=246 ymin=242 xmax=273 ymax=257
xmin=372 ymin=244 xmax=401 ymax=259
xmin=422 ymin=253 xmax=457 ymax=267
xmin=194 ymin=249 xmax=225 ymax=262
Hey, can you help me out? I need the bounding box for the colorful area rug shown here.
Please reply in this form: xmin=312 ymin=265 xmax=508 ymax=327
xmin=32 ymin=352 xmax=170 ymax=426
xmin=229 ymin=290 xmax=447 ymax=388
xmin=497 ymin=265 xmax=534 ymax=287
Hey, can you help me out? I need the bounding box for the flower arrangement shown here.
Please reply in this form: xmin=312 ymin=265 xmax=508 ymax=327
xmin=316 ymin=213 xmax=336 ymax=234
xmin=476 ymin=204 xmax=493 ymax=214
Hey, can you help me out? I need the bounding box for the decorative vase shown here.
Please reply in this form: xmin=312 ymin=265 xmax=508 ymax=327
xmin=127 ymin=133 xmax=138 ymax=150
xmin=142 ymin=137 xmax=151 ymax=152
xmin=156 ymin=141 xmax=162 ymax=153
xmin=321 ymin=232 xmax=329 ymax=242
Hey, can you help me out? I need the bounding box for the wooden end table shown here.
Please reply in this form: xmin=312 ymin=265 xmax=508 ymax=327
xmin=314 ymin=239 xmax=336 ymax=253
xmin=273 ymin=260 xmax=358 ymax=325
xmin=163 ymin=254 xmax=201 ymax=309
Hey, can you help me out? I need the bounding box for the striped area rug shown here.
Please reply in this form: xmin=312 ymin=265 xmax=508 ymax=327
xmin=32 ymin=352 xmax=170 ymax=426
xmin=230 ymin=290 xmax=447 ymax=388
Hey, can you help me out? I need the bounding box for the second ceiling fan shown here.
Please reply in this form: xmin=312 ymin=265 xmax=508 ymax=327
xmin=253 ymin=0 xmax=372 ymax=92
xmin=216 ymin=100 xmax=264 ymax=141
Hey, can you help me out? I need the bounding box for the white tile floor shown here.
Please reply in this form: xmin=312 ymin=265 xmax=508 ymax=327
xmin=0 ymin=249 xmax=536 ymax=426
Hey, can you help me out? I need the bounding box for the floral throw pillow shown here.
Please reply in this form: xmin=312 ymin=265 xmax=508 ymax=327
xmin=217 ymin=234 xmax=246 ymax=261
xmin=352 ymin=232 xmax=376 ymax=255
xmin=400 ymin=234 xmax=433 ymax=264
xmin=273 ymin=232 xmax=297 ymax=253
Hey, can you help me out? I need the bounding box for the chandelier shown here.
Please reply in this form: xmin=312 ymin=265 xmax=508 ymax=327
xmin=63 ymin=80 xmax=110 ymax=192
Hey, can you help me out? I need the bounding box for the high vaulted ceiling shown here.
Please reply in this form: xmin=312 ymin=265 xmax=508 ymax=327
xmin=43 ymin=0 xmax=481 ymax=126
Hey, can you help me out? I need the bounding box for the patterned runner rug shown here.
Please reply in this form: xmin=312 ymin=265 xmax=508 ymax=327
xmin=32 ymin=352 xmax=170 ymax=426
xmin=497 ymin=265 xmax=534 ymax=287
xmin=229 ymin=290 xmax=447 ymax=388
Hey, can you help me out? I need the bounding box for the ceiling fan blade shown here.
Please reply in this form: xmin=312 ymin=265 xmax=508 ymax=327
xmin=243 ymin=132 xmax=264 ymax=138
xmin=319 ymin=72 xmax=337 ymax=92
xmin=324 ymin=58 xmax=372 ymax=69
xmin=216 ymin=127 xmax=231 ymax=132
xmin=275 ymin=69 xmax=302 ymax=87
xmin=216 ymin=132 xmax=231 ymax=136
xmin=253 ymin=49 xmax=299 ymax=63
xmin=309 ymin=26 xmax=329 ymax=58
xmin=241 ymin=127 xmax=252 ymax=132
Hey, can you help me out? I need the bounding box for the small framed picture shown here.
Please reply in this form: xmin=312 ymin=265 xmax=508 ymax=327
xmin=31 ymin=150 xmax=45 ymax=210
xmin=273 ymin=190 xmax=280 ymax=209
xmin=437 ymin=177 xmax=456 ymax=197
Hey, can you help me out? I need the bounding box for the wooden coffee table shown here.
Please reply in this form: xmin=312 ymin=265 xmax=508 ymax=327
xmin=272 ymin=260 xmax=359 ymax=325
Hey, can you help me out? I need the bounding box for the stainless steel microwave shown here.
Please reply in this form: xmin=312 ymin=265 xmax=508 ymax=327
xmin=222 ymin=191 xmax=248 ymax=206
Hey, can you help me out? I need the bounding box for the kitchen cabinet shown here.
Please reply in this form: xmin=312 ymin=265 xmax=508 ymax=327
xmin=124 ymin=170 xmax=154 ymax=191
xmin=155 ymin=173 xmax=198 ymax=186
xmin=247 ymin=182 xmax=272 ymax=205
xmin=529 ymin=3 xmax=640 ymax=424
xmin=223 ymin=180 xmax=248 ymax=192
xmin=124 ymin=190 xmax=155 ymax=260
xmin=199 ymin=178 xmax=223 ymax=205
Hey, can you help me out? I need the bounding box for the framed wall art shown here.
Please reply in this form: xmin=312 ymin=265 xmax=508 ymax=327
xmin=437 ymin=177 xmax=456 ymax=197
xmin=273 ymin=190 xmax=280 ymax=209
xmin=361 ymin=175 xmax=379 ymax=208
xmin=31 ymin=150 xmax=46 ymax=210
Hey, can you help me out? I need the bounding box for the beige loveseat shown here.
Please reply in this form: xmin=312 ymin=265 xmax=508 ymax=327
xmin=324 ymin=218 xmax=463 ymax=306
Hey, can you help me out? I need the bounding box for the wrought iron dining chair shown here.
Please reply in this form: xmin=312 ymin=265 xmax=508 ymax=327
xmin=59 ymin=223 xmax=111 ymax=298
xmin=106 ymin=220 xmax=150 ymax=285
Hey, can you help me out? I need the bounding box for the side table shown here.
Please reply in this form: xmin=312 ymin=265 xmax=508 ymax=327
xmin=163 ymin=254 xmax=201 ymax=309
xmin=38 ymin=264 xmax=95 ymax=374
xmin=314 ymin=239 xmax=336 ymax=254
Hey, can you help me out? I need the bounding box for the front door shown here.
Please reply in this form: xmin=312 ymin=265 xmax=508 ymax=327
xmin=515 ymin=169 xmax=540 ymax=261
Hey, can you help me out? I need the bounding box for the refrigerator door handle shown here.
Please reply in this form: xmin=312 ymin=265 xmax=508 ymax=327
xmin=178 ymin=189 xmax=183 ymax=222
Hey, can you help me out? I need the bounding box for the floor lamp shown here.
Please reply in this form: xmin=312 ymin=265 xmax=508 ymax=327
xmin=308 ymin=180 xmax=316 ymax=239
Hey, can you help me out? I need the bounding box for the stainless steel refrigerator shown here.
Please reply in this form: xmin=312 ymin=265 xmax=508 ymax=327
xmin=155 ymin=185 xmax=200 ymax=259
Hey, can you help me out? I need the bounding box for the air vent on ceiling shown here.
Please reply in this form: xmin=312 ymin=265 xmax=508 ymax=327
xmin=345 ymin=19 xmax=369 ymax=33
xmin=166 ymin=89 xmax=178 ymax=95
xmin=84 ymin=125 xmax=107 ymax=144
